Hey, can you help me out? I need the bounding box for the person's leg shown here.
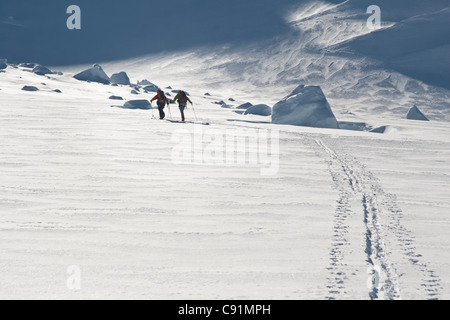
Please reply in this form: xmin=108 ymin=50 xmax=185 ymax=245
xmin=158 ymin=106 xmax=165 ymax=119
xmin=179 ymin=102 xmax=186 ymax=121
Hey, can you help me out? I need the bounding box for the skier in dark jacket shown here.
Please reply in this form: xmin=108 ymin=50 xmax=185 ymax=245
xmin=171 ymin=90 xmax=192 ymax=122
xmin=151 ymin=89 xmax=169 ymax=119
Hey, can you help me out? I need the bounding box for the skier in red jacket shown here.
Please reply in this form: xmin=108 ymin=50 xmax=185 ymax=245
xmin=151 ymin=89 xmax=169 ymax=119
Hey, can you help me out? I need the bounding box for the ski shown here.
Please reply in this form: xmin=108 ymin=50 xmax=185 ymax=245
xmin=165 ymin=119 xmax=210 ymax=125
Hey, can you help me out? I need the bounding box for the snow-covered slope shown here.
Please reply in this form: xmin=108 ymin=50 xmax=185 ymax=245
xmin=333 ymin=7 xmax=450 ymax=90
xmin=1 ymin=62 xmax=450 ymax=300
xmin=67 ymin=0 xmax=448 ymax=124
xmin=1 ymin=0 xmax=450 ymax=300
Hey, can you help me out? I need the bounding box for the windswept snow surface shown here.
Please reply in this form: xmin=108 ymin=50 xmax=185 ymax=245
xmin=1 ymin=61 xmax=450 ymax=300
xmin=1 ymin=0 xmax=450 ymax=300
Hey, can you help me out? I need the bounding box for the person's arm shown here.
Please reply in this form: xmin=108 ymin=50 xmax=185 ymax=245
xmin=150 ymin=94 xmax=158 ymax=102
xmin=187 ymin=96 xmax=193 ymax=104
xmin=164 ymin=96 xmax=169 ymax=105
xmin=172 ymin=93 xmax=179 ymax=103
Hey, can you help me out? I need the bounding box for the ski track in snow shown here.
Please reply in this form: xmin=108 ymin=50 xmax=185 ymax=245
xmin=313 ymin=138 xmax=443 ymax=300
xmin=207 ymin=118 xmax=446 ymax=300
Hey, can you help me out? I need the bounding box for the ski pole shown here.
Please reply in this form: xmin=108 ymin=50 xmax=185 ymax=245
xmin=191 ymin=103 xmax=198 ymax=121
xmin=150 ymin=102 xmax=155 ymax=119
xmin=167 ymin=103 xmax=173 ymax=120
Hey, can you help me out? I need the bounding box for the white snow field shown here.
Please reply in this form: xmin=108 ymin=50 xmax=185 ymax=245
xmin=1 ymin=0 xmax=450 ymax=300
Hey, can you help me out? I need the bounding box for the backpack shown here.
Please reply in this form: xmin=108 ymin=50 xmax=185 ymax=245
xmin=158 ymin=91 xmax=166 ymax=107
xmin=179 ymin=91 xmax=188 ymax=103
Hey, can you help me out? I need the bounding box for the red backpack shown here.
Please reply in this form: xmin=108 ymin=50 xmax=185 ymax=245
xmin=158 ymin=91 xmax=167 ymax=106
xmin=179 ymin=91 xmax=188 ymax=103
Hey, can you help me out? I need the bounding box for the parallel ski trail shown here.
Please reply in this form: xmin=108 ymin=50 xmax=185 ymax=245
xmin=187 ymin=119 xmax=443 ymax=300
xmin=314 ymin=138 xmax=442 ymax=300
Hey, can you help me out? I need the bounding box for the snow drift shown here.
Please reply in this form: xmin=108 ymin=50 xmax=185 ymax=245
xmin=74 ymin=64 xmax=110 ymax=84
xmin=272 ymin=85 xmax=339 ymax=129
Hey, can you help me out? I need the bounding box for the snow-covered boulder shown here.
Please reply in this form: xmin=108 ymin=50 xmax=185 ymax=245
xmin=143 ymin=84 xmax=159 ymax=92
xmin=370 ymin=126 xmax=388 ymax=134
xmin=122 ymin=100 xmax=151 ymax=110
xmin=74 ymin=64 xmax=110 ymax=84
xmin=137 ymin=79 xmax=152 ymax=86
xmin=236 ymin=102 xmax=252 ymax=110
xmin=32 ymin=65 xmax=53 ymax=76
xmin=272 ymin=85 xmax=339 ymax=129
xmin=109 ymin=95 xmax=123 ymax=100
xmin=406 ymin=105 xmax=429 ymax=121
xmin=110 ymin=72 xmax=130 ymax=85
xmin=22 ymin=86 xmax=39 ymax=92
xmin=0 ymin=59 xmax=7 ymax=70
xmin=244 ymin=104 xmax=272 ymax=116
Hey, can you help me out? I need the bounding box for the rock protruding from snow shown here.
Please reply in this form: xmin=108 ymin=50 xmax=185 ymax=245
xmin=22 ymin=86 xmax=39 ymax=92
xmin=109 ymin=95 xmax=123 ymax=100
xmin=137 ymin=79 xmax=152 ymax=86
xmin=143 ymin=84 xmax=159 ymax=92
xmin=244 ymin=104 xmax=272 ymax=116
xmin=122 ymin=100 xmax=151 ymax=110
xmin=32 ymin=65 xmax=53 ymax=76
xmin=370 ymin=126 xmax=388 ymax=134
xmin=236 ymin=102 xmax=253 ymax=110
xmin=272 ymin=85 xmax=339 ymax=129
xmin=74 ymin=64 xmax=110 ymax=84
xmin=0 ymin=59 xmax=7 ymax=70
xmin=110 ymin=72 xmax=130 ymax=85
xmin=406 ymin=105 xmax=429 ymax=121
